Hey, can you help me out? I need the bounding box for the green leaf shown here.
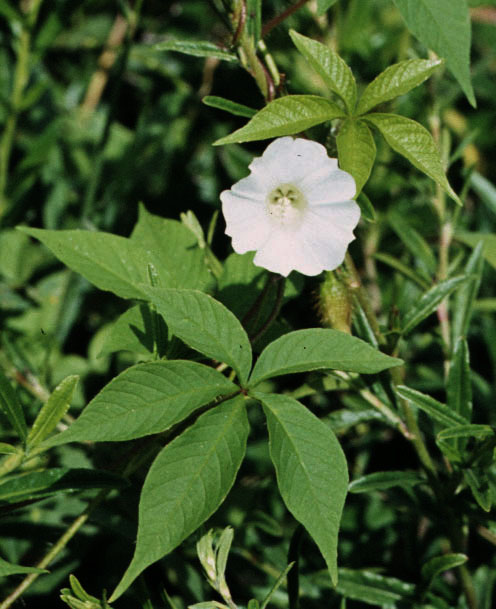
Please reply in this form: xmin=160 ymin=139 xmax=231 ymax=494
xmin=214 ymin=95 xmax=345 ymax=145
xmin=0 ymin=468 xmax=127 ymax=504
xmin=316 ymin=0 xmax=338 ymax=15
xmin=464 ymin=468 xmax=492 ymax=512
xmin=396 ymin=385 xmax=468 ymax=428
xmin=334 ymin=569 xmax=415 ymax=604
xmin=0 ymin=367 xmax=27 ymax=443
xmin=356 ymin=58 xmax=443 ymax=115
xmin=421 ymin=554 xmax=468 ymax=589
xmin=447 ymin=338 xmax=472 ymax=421
xmin=248 ymin=329 xmax=403 ymax=387
xmin=374 ymin=252 xmax=430 ymax=289
xmin=259 ymin=563 xmax=294 ymax=609
xmin=388 ymin=210 xmax=437 ymax=279
xmin=348 ymin=471 xmax=424 ymax=494
xmin=130 ymin=205 xmax=213 ymax=291
xmin=392 ymin=0 xmax=475 ymax=106
xmin=0 ymin=443 xmax=17 ymax=455
xmin=437 ymin=424 xmax=494 ymax=441
xmin=143 ymin=287 xmax=252 ymax=385
xmin=27 ymin=375 xmax=78 ymax=449
xmin=364 ymin=113 xmax=461 ymax=205
xmin=336 ymin=119 xmax=376 ymax=194
xmin=45 ymin=361 xmax=237 ymax=445
xmin=99 ymin=304 xmax=159 ymax=357
xmin=202 ymin=96 xmax=257 ymax=118
xmin=401 ymin=275 xmax=472 ymax=335
xmin=356 ymin=192 xmax=377 ymax=223
xmin=452 ymin=240 xmax=484 ymax=342
xmin=256 ymin=392 xmax=348 ymax=586
xmin=470 ymin=171 xmax=496 ymax=217
xmin=456 ymin=233 xmax=496 ymax=270
xmin=154 ymin=39 xmax=237 ymax=62
xmin=19 ymin=227 xmax=163 ymax=300
xmin=110 ymin=397 xmax=249 ymax=602
xmin=0 ymin=556 xmax=47 ymax=577
xmin=289 ymin=30 xmax=356 ymax=113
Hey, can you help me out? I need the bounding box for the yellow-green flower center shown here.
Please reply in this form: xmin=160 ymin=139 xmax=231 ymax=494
xmin=267 ymin=184 xmax=307 ymax=226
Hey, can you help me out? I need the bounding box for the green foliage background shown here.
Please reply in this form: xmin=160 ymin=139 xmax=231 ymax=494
xmin=1 ymin=0 xmax=496 ymax=608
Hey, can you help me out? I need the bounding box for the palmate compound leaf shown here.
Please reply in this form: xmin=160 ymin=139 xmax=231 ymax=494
xmin=248 ymin=328 xmax=402 ymax=387
xmin=363 ymin=113 xmax=461 ymax=205
xmin=392 ymin=0 xmax=475 ymax=107
xmin=110 ymin=396 xmax=249 ymax=602
xmin=213 ymin=95 xmax=346 ymax=145
xmin=43 ymin=361 xmax=238 ymax=445
xmin=142 ymin=287 xmax=252 ymax=386
xmin=356 ymin=58 xmax=443 ymax=115
xmin=336 ymin=119 xmax=376 ymax=195
xmin=289 ymin=30 xmax=356 ymax=113
xmin=254 ymin=392 xmax=348 ymax=586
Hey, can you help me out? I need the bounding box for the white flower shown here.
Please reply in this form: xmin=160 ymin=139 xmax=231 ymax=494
xmin=220 ymin=137 xmax=360 ymax=277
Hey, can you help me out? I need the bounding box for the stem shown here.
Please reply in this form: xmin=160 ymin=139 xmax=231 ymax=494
xmin=344 ymin=252 xmax=386 ymax=346
xmin=287 ymin=525 xmax=303 ymax=609
xmin=262 ymin=0 xmax=310 ymax=38
xmin=0 ymin=492 xmax=102 ymax=609
xmin=0 ymin=0 xmax=43 ymax=216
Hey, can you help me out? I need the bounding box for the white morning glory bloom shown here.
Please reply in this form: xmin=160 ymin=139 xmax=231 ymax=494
xmin=220 ymin=137 xmax=360 ymax=277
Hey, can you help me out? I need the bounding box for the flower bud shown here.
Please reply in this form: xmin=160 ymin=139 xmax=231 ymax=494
xmin=317 ymin=270 xmax=352 ymax=334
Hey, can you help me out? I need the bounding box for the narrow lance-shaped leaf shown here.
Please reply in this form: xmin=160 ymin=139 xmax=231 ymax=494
xmin=256 ymin=392 xmax=348 ymax=586
xmin=348 ymin=471 xmax=424 ymax=494
xmin=456 ymin=233 xmax=496 ymax=270
xmin=0 ymin=557 xmax=47 ymax=577
xmin=203 ymin=96 xmax=257 ymax=119
xmin=289 ymin=30 xmax=356 ymax=113
xmin=154 ymin=39 xmax=238 ymax=62
xmin=396 ymin=385 xmax=468 ymax=428
xmin=44 ymin=361 xmax=238 ymax=446
xmin=452 ymin=240 xmax=484 ymax=343
xmin=447 ymin=338 xmax=472 ymax=422
xmin=110 ymin=397 xmax=249 ymax=602
xmin=27 ymin=375 xmax=78 ymax=449
xmin=248 ymin=328 xmax=403 ymax=387
xmin=437 ymin=424 xmax=494 ymax=441
xmin=401 ymin=275 xmax=472 ymax=335
xmin=0 ymin=367 xmax=27 ymax=443
xmin=392 ymin=0 xmax=475 ymax=107
xmin=214 ymin=95 xmax=346 ymax=145
xmin=356 ymin=58 xmax=443 ymax=115
xmin=388 ymin=210 xmax=437 ymax=279
xmin=364 ymin=113 xmax=461 ymax=205
xmin=0 ymin=468 xmax=127 ymax=504
xmin=333 ymin=569 xmax=415 ymax=604
xmin=142 ymin=287 xmax=252 ymax=386
xmin=421 ymin=554 xmax=468 ymax=590
xmin=337 ymin=119 xmax=376 ymax=195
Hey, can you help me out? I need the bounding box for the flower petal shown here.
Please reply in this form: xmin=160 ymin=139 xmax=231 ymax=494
xmin=253 ymin=227 xmax=325 ymax=276
xmin=221 ymin=191 xmax=271 ymax=253
xmin=297 ymin=201 xmax=360 ymax=269
xmin=301 ymin=167 xmax=356 ymax=205
xmin=250 ymin=137 xmax=334 ymax=186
